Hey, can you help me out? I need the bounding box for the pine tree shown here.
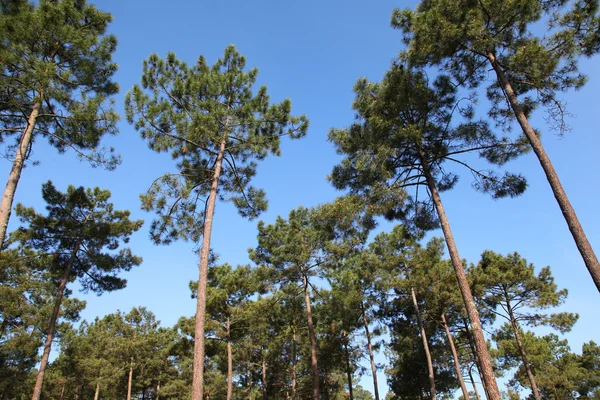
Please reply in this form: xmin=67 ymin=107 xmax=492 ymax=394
xmin=10 ymin=181 xmax=142 ymax=400
xmin=393 ymin=0 xmax=600 ymax=291
xmin=125 ymin=45 xmax=307 ymax=400
xmin=330 ymin=64 xmax=527 ymax=400
xmin=0 ymin=0 xmax=121 ymax=247
xmin=473 ymin=251 xmax=578 ymax=400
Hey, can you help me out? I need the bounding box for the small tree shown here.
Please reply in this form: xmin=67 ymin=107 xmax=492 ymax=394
xmin=125 ymin=45 xmax=307 ymax=400
xmin=0 ymin=0 xmax=121 ymax=247
xmin=11 ymin=181 xmax=142 ymax=400
xmin=393 ymin=0 xmax=600 ymax=291
xmin=473 ymin=251 xmax=578 ymax=400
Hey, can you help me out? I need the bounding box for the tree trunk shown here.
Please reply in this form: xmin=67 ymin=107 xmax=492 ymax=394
xmin=262 ymin=357 xmax=267 ymax=400
xmin=344 ymin=341 xmax=354 ymax=400
xmin=31 ymin=242 xmax=79 ymax=400
xmin=192 ymin=137 xmax=227 ymax=400
xmin=291 ymin=327 xmax=297 ymax=400
xmin=0 ymin=100 xmax=42 ymax=248
xmin=487 ymin=50 xmax=600 ymax=293
xmin=303 ymin=274 xmax=320 ymax=400
xmin=441 ymin=314 xmax=470 ymax=400
xmin=227 ymin=317 xmax=233 ymax=400
xmin=360 ymin=302 xmax=380 ymax=400
xmin=127 ymin=356 xmax=134 ymax=400
xmin=156 ymin=381 xmax=160 ymax=400
xmin=468 ymin=365 xmax=482 ymax=400
xmin=462 ymin=317 xmax=487 ymax=400
xmin=410 ymin=285 xmax=436 ymax=400
xmin=59 ymin=382 xmax=65 ymax=400
xmin=420 ymin=153 xmax=501 ymax=400
xmin=508 ymin=309 xmax=541 ymax=400
xmin=94 ymin=383 xmax=100 ymax=400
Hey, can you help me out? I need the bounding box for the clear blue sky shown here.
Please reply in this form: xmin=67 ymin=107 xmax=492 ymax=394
xmin=5 ymin=0 xmax=600 ymax=397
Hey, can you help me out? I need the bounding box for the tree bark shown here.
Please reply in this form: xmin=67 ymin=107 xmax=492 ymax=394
xmin=420 ymin=153 xmax=501 ymax=400
xmin=94 ymin=383 xmax=100 ymax=400
xmin=262 ymin=357 xmax=268 ymax=400
xmin=508 ymin=309 xmax=541 ymax=400
xmin=441 ymin=314 xmax=470 ymax=400
xmin=127 ymin=356 xmax=134 ymax=400
xmin=462 ymin=317 xmax=487 ymax=400
xmin=291 ymin=327 xmax=297 ymax=400
xmin=192 ymin=137 xmax=227 ymax=400
xmin=410 ymin=285 xmax=436 ymax=400
xmin=227 ymin=317 xmax=233 ymax=400
xmin=303 ymin=274 xmax=320 ymax=400
xmin=486 ymin=50 xmax=600 ymax=293
xmin=31 ymin=242 xmax=79 ymax=400
xmin=0 ymin=100 xmax=42 ymax=248
xmin=360 ymin=302 xmax=380 ymax=400
xmin=344 ymin=341 xmax=354 ymax=400
xmin=156 ymin=382 xmax=160 ymax=400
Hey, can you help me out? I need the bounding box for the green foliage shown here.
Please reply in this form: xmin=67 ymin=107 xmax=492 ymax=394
xmin=329 ymin=64 xmax=528 ymax=233
xmin=473 ymin=251 xmax=578 ymax=333
xmin=393 ymin=0 xmax=600 ymax=132
xmin=0 ymin=0 xmax=120 ymax=165
xmin=125 ymin=45 xmax=308 ymax=244
xmin=12 ymin=181 xmax=143 ymax=293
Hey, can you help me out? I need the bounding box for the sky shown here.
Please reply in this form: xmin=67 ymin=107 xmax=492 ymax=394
xmin=4 ymin=0 xmax=600 ymax=397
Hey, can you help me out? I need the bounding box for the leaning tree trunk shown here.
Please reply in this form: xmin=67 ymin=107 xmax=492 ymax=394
xmin=360 ymin=302 xmax=380 ymax=400
xmin=508 ymin=309 xmax=541 ymax=400
xmin=192 ymin=137 xmax=227 ymax=400
xmin=468 ymin=365 xmax=482 ymax=400
xmin=303 ymin=273 xmax=320 ymax=400
xmin=291 ymin=327 xmax=297 ymax=400
xmin=227 ymin=317 xmax=233 ymax=400
xmin=487 ymin=51 xmax=600 ymax=293
xmin=441 ymin=314 xmax=470 ymax=400
xmin=420 ymin=153 xmax=501 ymax=400
xmin=462 ymin=317 xmax=487 ymax=400
xmin=127 ymin=356 xmax=134 ymax=400
xmin=31 ymin=242 xmax=79 ymax=400
xmin=344 ymin=341 xmax=354 ymax=400
xmin=0 ymin=99 xmax=42 ymax=248
xmin=94 ymin=383 xmax=100 ymax=400
xmin=410 ymin=285 xmax=436 ymax=400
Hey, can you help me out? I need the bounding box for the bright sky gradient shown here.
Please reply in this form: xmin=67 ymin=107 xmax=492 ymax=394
xmin=5 ymin=0 xmax=600 ymax=397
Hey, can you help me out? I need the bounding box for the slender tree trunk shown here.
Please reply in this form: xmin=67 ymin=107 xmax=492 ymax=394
xmin=31 ymin=242 xmax=79 ymax=400
xmin=0 ymin=100 xmax=41 ymax=248
xmin=410 ymin=285 xmax=436 ymax=400
xmin=468 ymin=365 xmax=482 ymax=400
xmin=74 ymin=385 xmax=79 ymax=400
xmin=227 ymin=317 xmax=233 ymax=400
xmin=156 ymin=381 xmax=160 ymax=400
xmin=360 ymin=302 xmax=380 ymax=400
xmin=291 ymin=327 xmax=297 ymax=400
xmin=462 ymin=317 xmax=487 ymax=400
xmin=261 ymin=357 xmax=267 ymax=400
xmin=344 ymin=341 xmax=354 ymax=400
xmin=303 ymin=274 xmax=320 ymax=400
xmin=192 ymin=137 xmax=227 ymax=400
xmin=59 ymin=382 xmax=65 ymax=400
xmin=508 ymin=309 xmax=541 ymax=400
xmin=94 ymin=383 xmax=100 ymax=400
xmin=127 ymin=356 xmax=134 ymax=400
xmin=420 ymin=153 xmax=501 ymax=400
xmin=487 ymin=51 xmax=600 ymax=293
xmin=441 ymin=314 xmax=470 ymax=400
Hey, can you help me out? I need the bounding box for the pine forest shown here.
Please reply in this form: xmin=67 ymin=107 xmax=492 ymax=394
xmin=1 ymin=0 xmax=600 ymax=399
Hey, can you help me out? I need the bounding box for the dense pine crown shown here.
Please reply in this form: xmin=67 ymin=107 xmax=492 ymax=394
xmin=393 ymin=0 xmax=600 ymax=131
xmin=12 ymin=182 xmax=143 ymax=293
xmin=329 ymin=65 xmax=528 ymax=232
xmin=0 ymin=0 xmax=120 ymax=165
xmin=125 ymin=45 xmax=308 ymax=245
